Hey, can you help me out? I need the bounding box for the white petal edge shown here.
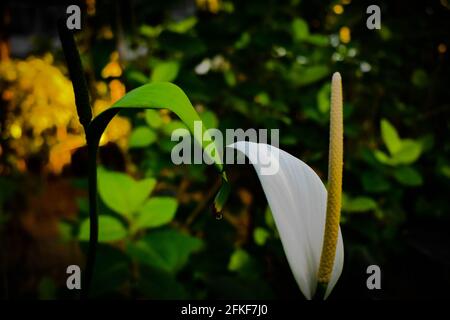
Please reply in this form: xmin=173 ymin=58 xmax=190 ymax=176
xmin=227 ymin=141 xmax=344 ymax=299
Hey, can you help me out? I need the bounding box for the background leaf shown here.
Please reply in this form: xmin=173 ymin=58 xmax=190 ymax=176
xmin=392 ymin=140 xmax=422 ymax=165
xmin=145 ymin=109 xmax=163 ymax=128
xmin=98 ymin=167 xmax=156 ymax=217
xmin=394 ymin=167 xmax=423 ymax=186
xmin=127 ymin=229 xmax=203 ymax=273
xmin=292 ymin=18 xmax=309 ymax=42
xmin=79 ymin=215 xmax=128 ymax=242
xmin=343 ymin=196 xmax=378 ymax=213
xmin=134 ymin=197 xmax=178 ymax=230
xmin=150 ymin=61 xmax=180 ymax=82
xmin=129 ymin=126 xmax=157 ymax=148
xmin=381 ymin=119 xmax=402 ymax=155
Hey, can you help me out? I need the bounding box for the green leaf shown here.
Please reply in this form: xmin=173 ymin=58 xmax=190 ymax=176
xmin=253 ymin=227 xmax=270 ymax=246
xmin=151 ymin=62 xmax=180 ymax=82
xmin=139 ymin=24 xmax=163 ymax=38
xmin=224 ymin=70 xmax=237 ymax=87
xmin=391 ymin=139 xmax=422 ymax=165
xmin=98 ymin=167 xmax=156 ymax=217
xmin=227 ymin=248 xmax=260 ymax=278
xmin=145 ymin=109 xmax=163 ymax=128
xmin=200 ymin=110 xmax=219 ymax=129
xmin=162 ymin=120 xmax=188 ymax=136
xmin=393 ymin=166 xmax=423 ymax=186
xmin=377 ymin=120 xmax=423 ymax=166
xmin=381 ymin=119 xmax=402 ymax=155
xmin=317 ymin=83 xmax=331 ymax=113
xmin=374 ymin=140 xmax=422 ymax=166
xmin=228 ymin=249 xmax=251 ymax=272
xmin=255 ymin=92 xmax=270 ymax=106
xmin=235 ymin=32 xmax=250 ymax=50
xmin=134 ymin=197 xmax=178 ymax=230
xmin=213 ymin=176 xmax=230 ymax=215
xmin=129 ymin=126 xmax=157 ymax=148
xmin=292 ymin=65 xmax=330 ymax=87
xmin=79 ymin=215 xmax=127 ymax=242
xmin=264 ymin=206 xmax=275 ymax=230
xmin=292 ymin=18 xmax=309 ymax=42
xmin=374 ymin=150 xmax=391 ymax=165
xmin=127 ymin=229 xmax=203 ymax=273
xmin=305 ymin=34 xmax=329 ymax=46
xmin=343 ymin=196 xmax=378 ymax=213
xmin=89 ymin=83 xmax=222 ymax=171
xmin=89 ymin=244 xmax=130 ymax=297
xmin=167 ymin=16 xmax=197 ymax=34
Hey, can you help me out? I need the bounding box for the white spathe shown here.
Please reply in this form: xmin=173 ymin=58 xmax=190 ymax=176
xmin=227 ymin=141 xmax=344 ymax=300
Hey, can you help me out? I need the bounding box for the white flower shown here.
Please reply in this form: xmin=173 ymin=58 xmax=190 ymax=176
xmin=227 ymin=141 xmax=344 ymax=299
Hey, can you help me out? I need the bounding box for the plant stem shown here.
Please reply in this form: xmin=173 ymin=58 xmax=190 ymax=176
xmin=313 ymin=282 xmax=327 ymax=300
xmin=57 ymin=18 xmax=95 ymax=299
xmin=81 ymin=141 xmax=98 ymax=298
xmin=57 ymin=19 xmax=92 ymax=132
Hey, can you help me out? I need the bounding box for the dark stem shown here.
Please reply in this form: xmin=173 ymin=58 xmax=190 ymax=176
xmin=57 ymin=18 xmax=96 ymax=299
xmin=81 ymin=141 xmax=98 ymax=298
xmin=312 ymin=282 xmax=327 ymax=300
xmin=57 ymin=19 xmax=92 ymax=132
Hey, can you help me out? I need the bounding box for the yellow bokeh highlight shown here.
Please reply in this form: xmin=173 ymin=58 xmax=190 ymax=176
xmin=99 ymin=26 xmax=114 ymax=40
xmin=87 ymin=0 xmax=96 ymax=16
xmin=333 ymin=5 xmax=344 ymax=15
xmin=196 ymin=0 xmax=220 ymax=13
xmin=339 ymin=26 xmax=351 ymax=44
xmin=101 ymin=51 xmax=122 ymax=78
xmin=0 ymin=54 xmax=131 ymax=174
xmin=438 ymin=43 xmax=447 ymax=54
xmin=10 ymin=123 xmax=22 ymax=139
xmin=109 ymin=79 xmax=126 ymax=103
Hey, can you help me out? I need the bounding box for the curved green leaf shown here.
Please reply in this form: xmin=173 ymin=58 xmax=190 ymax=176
xmin=88 ymin=82 xmax=222 ymax=171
